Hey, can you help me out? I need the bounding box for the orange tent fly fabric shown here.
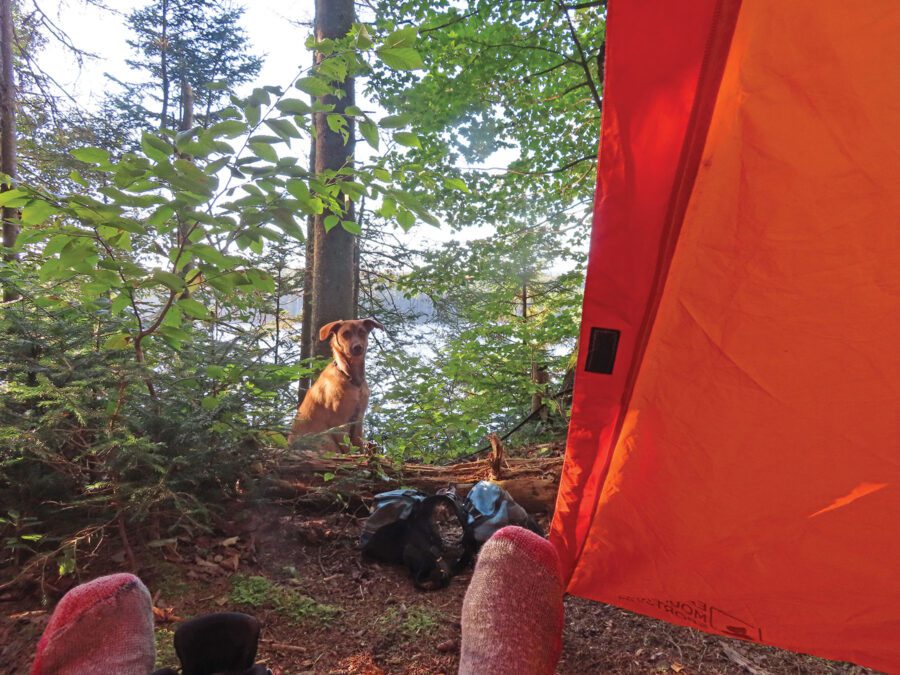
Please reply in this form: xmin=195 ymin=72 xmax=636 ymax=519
xmin=551 ymin=1 xmax=900 ymax=672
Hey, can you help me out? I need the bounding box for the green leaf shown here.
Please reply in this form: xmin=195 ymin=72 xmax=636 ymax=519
xmin=110 ymin=218 xmax=146 ymax=235
xmin=245 ymin=269 xmax=275 ymax=292
xmin=378 ymin=197 xmax=396 ymax=218
xmin=379 ymin=113 xmax=411 ymax=129
xmin=201 ymin=395 xmax=220 ymax=411
xmin=359 ymin=119 xmax=379 ymax=150
xmin=111 ymin=293 xmax=131 ymax=315
xmin=177 ymin=297 xmax=210 ymax=319
xmin=396 ymin=208 xmax=415 ymax=229
xmin=308 ymin=36 xmax=335 ymax=54
xmin=275 ymin=98 xmax=312 ymax=115
xmin=377 ymin=47 xmax=424 ymax=71
xmin=141 ymin=132 xmax=172 ymax=162
xmin=159 ymin=325 xmax=192 ymax=349
xmin=38 ymin=258 xmax=62 ymax=282
xmin=44 ymin=234 xmax=73 ymax=256
xmin=12 ymin=227 xmax=45 ymax=247
xmin=148 ymin=205 xmax=175 ymax=227
xmin=161 ymin=304 xmax=183 ymax=328
xmin=444 ymin=177 xmax=470 ymax=193
xmin=393 ymin=132 xmax=422 ymax=148
xmin=71 ymin=147 xmax=110 ymax=164
xmin=265 ymin=118 xmax=301 ymax=141
xmin=247 ymin=134 xmax=282 ymax=145
xmin=286 ymin=179 xmax=311 ymax=201
xmin=245 ymin=103 xmax=261 ymax=127
xmin=209 ymin=119 xmax=248 ymax=139
xmin=354 ymin=23 xmax=374 ymax=50
xmin=326 ymin=114 xmax=348 ymax=134
xmin=206 ymin=365 xmax=227 ymax=379
xmin=272 ymin=208 xmax=304 ymax=241
xmin=0 ymin=188 xmax=26 ymax=207
xmin=60 ymin=240 xmax=97 ymax=272
xmin=204 ymin=156 xmax=230 ymax=175
xmin=175 ymin=126 xmax=201 ymax=152
xmin=323 ymin=214 xmax=339 ymax=231
xmin=21 ymin=200 xmax=58 ymax=225
xmin=58 ymin=553 xmax=75 ymax=577
xmin=190 ymin=244 xmax=236 ymax=268
xmin=103 ymin=333 xmax=132 ymax=350
xmin=295 ymin=76 xmax=332 ymax=97
xmin=341 ymin=220 xmax=362 ymax=235
xmin=151 ymin=270 xmax=186 ymax=291
xmin=382 ymin=26 xmax=418 ymax=49
xmin=249 ymin=142 xmax=278 ymax=163
xmin=317 ymin=57 xmax=348 ymax=83
xmin=68 ymin=170 xmax=88 ymax=186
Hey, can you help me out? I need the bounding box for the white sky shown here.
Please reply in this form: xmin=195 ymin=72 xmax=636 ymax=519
xmin=39 ymin=0 xmax=314 ymax=108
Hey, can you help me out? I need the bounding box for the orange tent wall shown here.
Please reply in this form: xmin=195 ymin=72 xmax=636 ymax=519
xmin=551 ymin=1 xmax=900 ymax=671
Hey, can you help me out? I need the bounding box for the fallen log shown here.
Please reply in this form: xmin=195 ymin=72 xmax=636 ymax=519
xmin=258 ymin=447 xmax=564 ymax=514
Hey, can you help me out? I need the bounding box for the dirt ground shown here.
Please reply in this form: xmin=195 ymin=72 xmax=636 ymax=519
xmin=0 ymin=503 xmax=881 ymax=675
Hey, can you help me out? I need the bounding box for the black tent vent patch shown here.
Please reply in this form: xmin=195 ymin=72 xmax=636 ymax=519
xmin=585 ymin=327 xmax=620 ymax=374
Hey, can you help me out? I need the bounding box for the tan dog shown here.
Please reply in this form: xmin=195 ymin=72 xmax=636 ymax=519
xmin=289 ymin=318 xmax=383 ymax=452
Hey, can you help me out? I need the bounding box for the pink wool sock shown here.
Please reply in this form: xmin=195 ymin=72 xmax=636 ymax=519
xmin=459 ymin=526 xmax=564 ymax=675
xmin=31 ymin=572 xmax=155 ymax=675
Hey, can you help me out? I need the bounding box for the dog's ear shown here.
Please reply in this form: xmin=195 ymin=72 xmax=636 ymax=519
xmin=319 ymin=320 xmax=343 ymax=341
xmin=362 ymin=318 xmax=384 ymax=332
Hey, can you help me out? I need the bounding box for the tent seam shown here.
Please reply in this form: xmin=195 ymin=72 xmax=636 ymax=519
xmin=566 ymin=0 xmax=744 ymax=586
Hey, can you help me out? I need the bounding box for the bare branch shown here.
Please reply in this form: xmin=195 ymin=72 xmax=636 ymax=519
xmin=525 ymin=58 xmax=576 ymax=81
xmin=556 ymin=1 xmax=603 ymax=111
xmin=509 ymin=154 xmax=595 ymax=176
xmin=561 ymin=1 xmax=606 ymax=9
xmin=28 ymin=0 xmax=100 ymax=63
xmin=420 ymin=10 xmax=479 ymax=34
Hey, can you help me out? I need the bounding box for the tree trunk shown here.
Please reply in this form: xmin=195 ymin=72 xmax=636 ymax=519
xmin=298 ymin=219 xmax=315 ymax=402
xmin=1 ymin=0 xmax=19 ymax=301
xmin=351 ymin=222 xmax=360 ymax=319
xmin=176 ymin=80 xmax=195 ymax=298
xmin=298 ymin=86 xmax=316 ymax=404
xmin=521 ymin=283 xmax=548 ymax=417
xmin=159 ymin=0 xmax=170 ymax=130
xmin=274 ymin=258 xmax=282 ymax=366
xmin=531 ymin=361 xmax=550 ymax=419
xmin=309 ymin=0 xmax=356 ymax=359
xmin=178 ymin=80 xmax=193 ymax=132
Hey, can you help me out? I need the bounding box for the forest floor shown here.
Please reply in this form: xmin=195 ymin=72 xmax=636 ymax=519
xmin=0 ymin=501 xmax=881 ymax=674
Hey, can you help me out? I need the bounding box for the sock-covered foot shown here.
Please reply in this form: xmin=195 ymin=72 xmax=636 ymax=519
xmin=459 ymin=526 xmax=564 ymax=675
xmin=31 ymin=573 xmax=155 ymax=675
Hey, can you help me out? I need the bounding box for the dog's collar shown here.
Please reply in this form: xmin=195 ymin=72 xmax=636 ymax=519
xmin=334 ymin=360 xmax=363 ymax=387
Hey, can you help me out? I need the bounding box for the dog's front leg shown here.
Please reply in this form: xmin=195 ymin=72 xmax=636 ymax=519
xmin=348 ymin=390 xmax=369 ymax=451
xmin=348 ymin=416 xmax=365 ymax=451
